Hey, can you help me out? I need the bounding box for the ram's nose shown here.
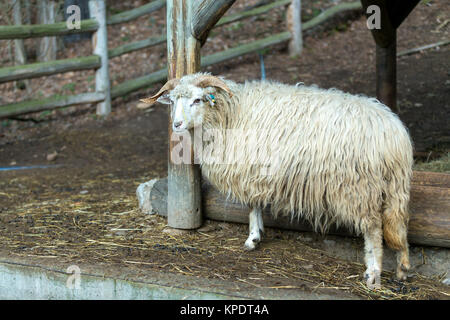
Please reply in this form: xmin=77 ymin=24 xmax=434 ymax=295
xmin=174 ymin=121 xmax=183 ymax=129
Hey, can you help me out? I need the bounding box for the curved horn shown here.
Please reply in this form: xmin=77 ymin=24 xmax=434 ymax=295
xmin=139 ymin=78 xmax=180 ymax=106
xmin=194 ymin=75 xmax=233 ymax=96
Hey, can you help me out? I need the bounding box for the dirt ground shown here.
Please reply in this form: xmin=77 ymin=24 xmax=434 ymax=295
xmin=0 ymin=0 xmax=449 ymax=300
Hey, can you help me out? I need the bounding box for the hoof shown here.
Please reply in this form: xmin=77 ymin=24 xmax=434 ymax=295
xmin=364 ymin=269 xmax=381 ymax=290
xmin=396 ymin=263 xmax=409 ymax=281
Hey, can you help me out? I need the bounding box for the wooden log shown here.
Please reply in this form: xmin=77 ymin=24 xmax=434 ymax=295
xmin=0 ymin=19 xmax=99 ymax=40
xmin=148 ymin=171 xmax=450 ymax=248
xmin=287 ymin=0 xmax=303 ymax=56
xmin=191 ymin=0 xmax=237 ymax=45
xmin=0 ymin=55 xmax=101 ymax=84
xmin=165 ymin=0 xmax=203 ymax=229
xmin=216 ymin=0 xmax=291 ymax=28
xmin=0 ymin=92 xmax=105 ymax=118
xmin=202 ymin=31 xmax=291 ymax=66
xmin=111 ymin=68 xmax=167 ymax=99
xmin=108 ymin=35 xmax=166 ymax=59
xmin=107 ymin=0 xmax=166 ymax=25
xmin=89 ymin=0 xmax=110 ymax=116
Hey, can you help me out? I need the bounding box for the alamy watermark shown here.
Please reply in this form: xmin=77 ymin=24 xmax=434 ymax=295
xmin=66 ymin=5 xmax=81 ymax=30
xmin=366 ymin=5 xmax=381 ymax=30
xmin=66 ymin=265 xmax=81 ymax=289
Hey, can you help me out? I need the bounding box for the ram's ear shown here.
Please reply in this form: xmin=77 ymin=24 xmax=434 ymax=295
xmin=156 ymin=93 xmax=172 ymax=105
xmin=139 ymin=78 xmax=180 ymax=106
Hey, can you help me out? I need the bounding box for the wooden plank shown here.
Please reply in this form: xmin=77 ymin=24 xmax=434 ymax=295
xmin=165 ymin=0 xmax=203 ymax=229
xmin=0 ymin=55 xmax=101 ymax=84
xmin=191 ymin=0 xmax=237 ymax=44
xmin=89 ymin=0 xmax=111 ymax=116
xmin=0 ymin=92 xmax=105 ymax=118
xmin=149 ymin=172 xmax=450 ymax=248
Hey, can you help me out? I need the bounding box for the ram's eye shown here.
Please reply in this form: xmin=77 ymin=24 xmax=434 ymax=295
xmin=192 ymin=99 xmax=201 ymax=105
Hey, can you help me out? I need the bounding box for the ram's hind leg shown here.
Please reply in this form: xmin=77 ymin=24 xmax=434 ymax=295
xmin=363 ymin=220 xmax=384 ymax=290
xmin=383 ymin=211 xmax=410 ymax=281
xmin=244 ymin=207 xmax=264 ymax=251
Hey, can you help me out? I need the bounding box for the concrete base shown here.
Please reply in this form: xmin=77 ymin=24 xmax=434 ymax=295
xmin=0 ymin=253 xmax=358 ymax=300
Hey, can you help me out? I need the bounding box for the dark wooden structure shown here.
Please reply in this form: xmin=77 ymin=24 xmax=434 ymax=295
xmin=361 ymin=0 xmax=420 ymax=112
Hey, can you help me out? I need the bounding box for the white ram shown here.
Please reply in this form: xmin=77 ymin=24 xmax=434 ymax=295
xmin=141 ymin=73 xmax=414 ymax=289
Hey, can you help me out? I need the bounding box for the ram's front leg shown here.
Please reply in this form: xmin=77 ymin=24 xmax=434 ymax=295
xmin=244 ymin=207 xmax=264 ymax=251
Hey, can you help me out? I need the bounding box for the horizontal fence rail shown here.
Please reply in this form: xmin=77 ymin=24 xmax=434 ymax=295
xmin=0 ymin=0 xmax=166 ymax=40
xmin=0 ymin=92 xmax=105 ymax=118
xmin=0 ymin=0 xmax=363 ymax=118
xmin=0 ymin=55 xmax=101 ymax=84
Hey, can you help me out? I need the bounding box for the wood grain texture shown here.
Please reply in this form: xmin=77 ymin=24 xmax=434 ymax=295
xmin=166 ymin=0 xmax=202 ymax=229
xmin=150 ymin=171 xmax=450 ymax=248
xmin=191 ymin=0 xmax=237 ymax=45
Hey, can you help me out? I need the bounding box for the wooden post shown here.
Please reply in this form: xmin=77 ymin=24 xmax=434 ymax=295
xmin=287 ymin=0 xmax=302 ymax=56
xmin=191 ymin=0 xmax=236 ymax=45
xmin=166 ymin=0 xmax=202 ymax=229
xmin=89 ymin=0 xmax=111 ymax=116
xmin=361 ymin=0 xmax=420 ymax=113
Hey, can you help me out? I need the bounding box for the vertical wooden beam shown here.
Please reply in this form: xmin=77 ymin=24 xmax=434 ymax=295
xmin=287 ymin=0 xmax=302 ymax=56
xmin=361 ymin=0 xmax=398 ymax=112
xmin=166 ymin=0 xmax=202 ymax=229
xmin=89 ymin=0 xmax=111 ymax=116
xmin=376 ymin=30 xmax=397 ymax=112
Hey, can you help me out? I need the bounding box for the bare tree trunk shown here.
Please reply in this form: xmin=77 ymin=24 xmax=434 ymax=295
xmin=12 ymin=0 xmax=30 ymax=91
xmin=38 ymin=0 xmax=57 ymax=62
xmin=12 ymin=0 xmax=27 ymax=65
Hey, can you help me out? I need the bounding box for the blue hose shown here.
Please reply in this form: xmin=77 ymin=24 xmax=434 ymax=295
xmin=0 ymin=164 xmax=62 ymax=171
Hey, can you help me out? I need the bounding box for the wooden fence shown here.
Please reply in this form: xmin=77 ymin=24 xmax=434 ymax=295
xmin=0 ymin=0 xmax=362 ymax=118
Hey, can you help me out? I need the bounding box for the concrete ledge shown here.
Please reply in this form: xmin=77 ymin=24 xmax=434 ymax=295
xmin=0 ymin=257 xmax=357 ymax=300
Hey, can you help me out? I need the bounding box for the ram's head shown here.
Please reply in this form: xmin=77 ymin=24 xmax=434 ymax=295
xmin=140 ymin=74 xmax=232 ymax=132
